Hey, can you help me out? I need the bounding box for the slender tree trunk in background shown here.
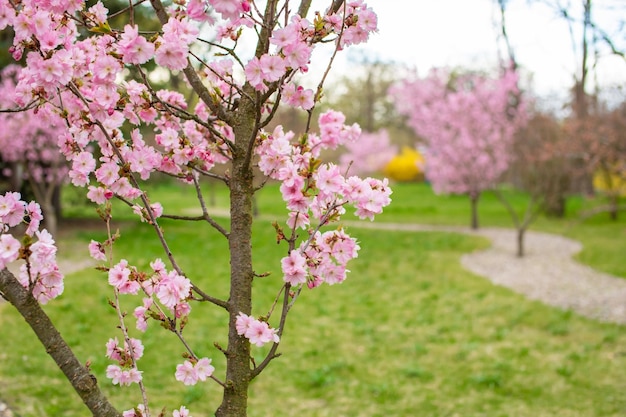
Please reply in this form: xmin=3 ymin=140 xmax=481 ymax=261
xmin=516 ymin=227 xmax=526 ymax=258
xmin=544 ymin=192 xmax=566 ymax=218
xmin=28 ymin=177 xmax=58 ymax=236
xmin=53 ymin=184 xmax=62 ymax=222
xmin=469 ymin=192 xmax=480 ymax=230
xmin=609 ymin=194 xmax=618 ymax=221
xmin=40 ymin=199 xmax=57 ymax=236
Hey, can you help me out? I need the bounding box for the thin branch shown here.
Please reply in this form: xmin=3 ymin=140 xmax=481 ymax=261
xmin=192 ymin=166 xmax=230 ymax=183
xmin=193 ymin=173 xmax=230 ymax=238
xmin=0 ymin=101 xmax=38 ymax=113
xmin=250 ymin=282 xmax=291 ymax=379
xmin=493 ymin=188 xmax=521 ymax=228
xmin=108 ymin=0 xmax=149 ymax=21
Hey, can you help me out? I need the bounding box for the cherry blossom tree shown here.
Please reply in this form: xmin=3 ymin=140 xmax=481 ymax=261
xmin=0 ymin=64 xmax=69 ymax=235
xmin=0 ymin=1 xmax=391 ymax=417
xmin=390 ymin=67 xmax=526 ymax=229
xmin=339 ymin=129 xmax=397 ymax=176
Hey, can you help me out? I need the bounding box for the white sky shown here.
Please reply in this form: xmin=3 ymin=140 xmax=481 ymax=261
xmin=312 ymin=0 xmax=626 ymax=101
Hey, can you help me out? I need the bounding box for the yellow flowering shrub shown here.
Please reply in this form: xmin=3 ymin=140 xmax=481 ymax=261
xmin=593 ymin=168 xmax=626 ymax=197
xmin=383 ymin=147 xmax=425 ymax=182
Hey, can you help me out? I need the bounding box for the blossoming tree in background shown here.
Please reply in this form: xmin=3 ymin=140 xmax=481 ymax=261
xmin=390 ymin=67 xmax=526 ymax=229
xmin=0 ymin=65 xmax=69 ymax=235
xmin=339 ymin=129 xmax=397 ymax=176
xmin=0 ymin=1 xmax=391 ymax=417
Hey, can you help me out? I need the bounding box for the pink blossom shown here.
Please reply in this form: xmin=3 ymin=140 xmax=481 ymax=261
xmin=88 ymin=1 xmax=109 ymax=25
xmin=282 ymin=83 xmax=314 ymax=110
xmin=106 ymin=365 xmax=123 ymax=385
xmin=320 ymin=263 xmax=347 ymax=285
xmin=105 ymin=338 xmax=122 ymax=361
xmin=270 ymin=26 xmax=298 ymax=48
xmin=155 ymin=35 xmax=188 ymax=71
xmin=210 ymin=0 xmax=246 ymax=20
xmin=88 ymin=240 xmax=107 ymax=261
xmin=389 ymin=68 xmax=526 ymax=197
xmin=281 ymin=250 xmax=308 ymax=285
xmin=195 ymin=357 xmax=215 ymax=381
xmin=175 ymin=360 xmax=198 ymax=385
xmin=133 ymin=297 xmax=153 ymax=331
xmin=314 ymin=163 xmax=344 ymax=195
xmin=259 ymin=54 xmax=286 ymax=82
xmin=235 ymin=313 xmax=279 ymax=347
xmin=282 ymin=42 xmax=312 ymax=71
xmin=235 ymin=312 xmax=254 ymax=336
xmin=173 ymin=405 xmax=191 ymax=417
xmin=123 ymin=404 xmax=146 ymax=417
xmin=86 ymin=186 xmax=112 ymax=204
xmin=25 ymin=201 xmax=43 ymax=236
xmin=245 ymin=320 xmax=280 ymax=347
xmin=95 ymin=161 xmax=120 ymax=186
xmin=244 ymin=57 xmax=265 ymax=90
xmin=286 ymin=211 xmax=309 ymax=230
xmin=0 ymin=234 xmax=20 ymax=267
xmin=108 ymin=260 xmax=131 ymax=289
xmin=118 ymin=368 xmax=143 ymax=386
xmin=117 ymin=24 xmax=155 ymax=65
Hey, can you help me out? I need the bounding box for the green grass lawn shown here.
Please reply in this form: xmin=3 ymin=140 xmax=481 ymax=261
xmin=1 ymin=180 xmax=626 ymax=416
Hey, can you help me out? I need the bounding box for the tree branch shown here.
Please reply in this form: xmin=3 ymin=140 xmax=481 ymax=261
xmin=0 ymin=269 xmax=121 ymax=417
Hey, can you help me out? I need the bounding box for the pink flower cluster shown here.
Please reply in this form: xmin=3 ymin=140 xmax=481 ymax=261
xmin=0 ymin=192 xmax=62 ymax=304
xmin=256 ymin=110 xmax=391 ymax=288
xmin=175 ymin=357 xmax=215 ymax=385
xmin=105 ymin=337 xmax=144 ymax=386
xmin=241 ymin=1 xmax=377 ymax=95
xmin=236 ymin=313 xmax=280 ymax=347
xmin=105 ymin=258 xmax=192 ymax=323
xmin=283 ymin=229 xmax=361 ymax=288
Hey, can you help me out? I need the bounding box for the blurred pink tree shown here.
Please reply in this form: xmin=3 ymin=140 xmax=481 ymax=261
xmin=339 ymin=129 xmax=397 ymax=176
xmin=390 ymin=68 xmax=526 ymax=229
xmin=0 ymin=65 xmax=68 ymax=235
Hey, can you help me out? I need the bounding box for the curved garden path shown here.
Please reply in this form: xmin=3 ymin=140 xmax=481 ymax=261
xmin=345 ymin=221 xmax=626 ymax=325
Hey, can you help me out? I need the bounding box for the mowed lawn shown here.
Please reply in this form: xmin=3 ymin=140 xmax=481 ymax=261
xmin=1 ymin=181 xmax=626 ymax=416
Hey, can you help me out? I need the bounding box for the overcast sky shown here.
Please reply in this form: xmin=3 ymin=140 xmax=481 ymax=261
xmin=313 ymin=0 xmax=626 ymax=100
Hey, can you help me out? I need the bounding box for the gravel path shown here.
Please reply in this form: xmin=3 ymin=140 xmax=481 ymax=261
xmin=346 ymin=221 xmax=626 ymax=325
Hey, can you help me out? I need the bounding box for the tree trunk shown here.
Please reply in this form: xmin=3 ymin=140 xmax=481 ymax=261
xmin=215 ymin=102 xmax=256 ymax=417
xmin=543 ymin=186 xmax=566 ymax=218
xmin=516 ymin=227 xmax=525 ymax=258
xmin=469 ymin=192 xmax=480 ymax=230
xmin=41 ymin=199 xmax=58 ymax=237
